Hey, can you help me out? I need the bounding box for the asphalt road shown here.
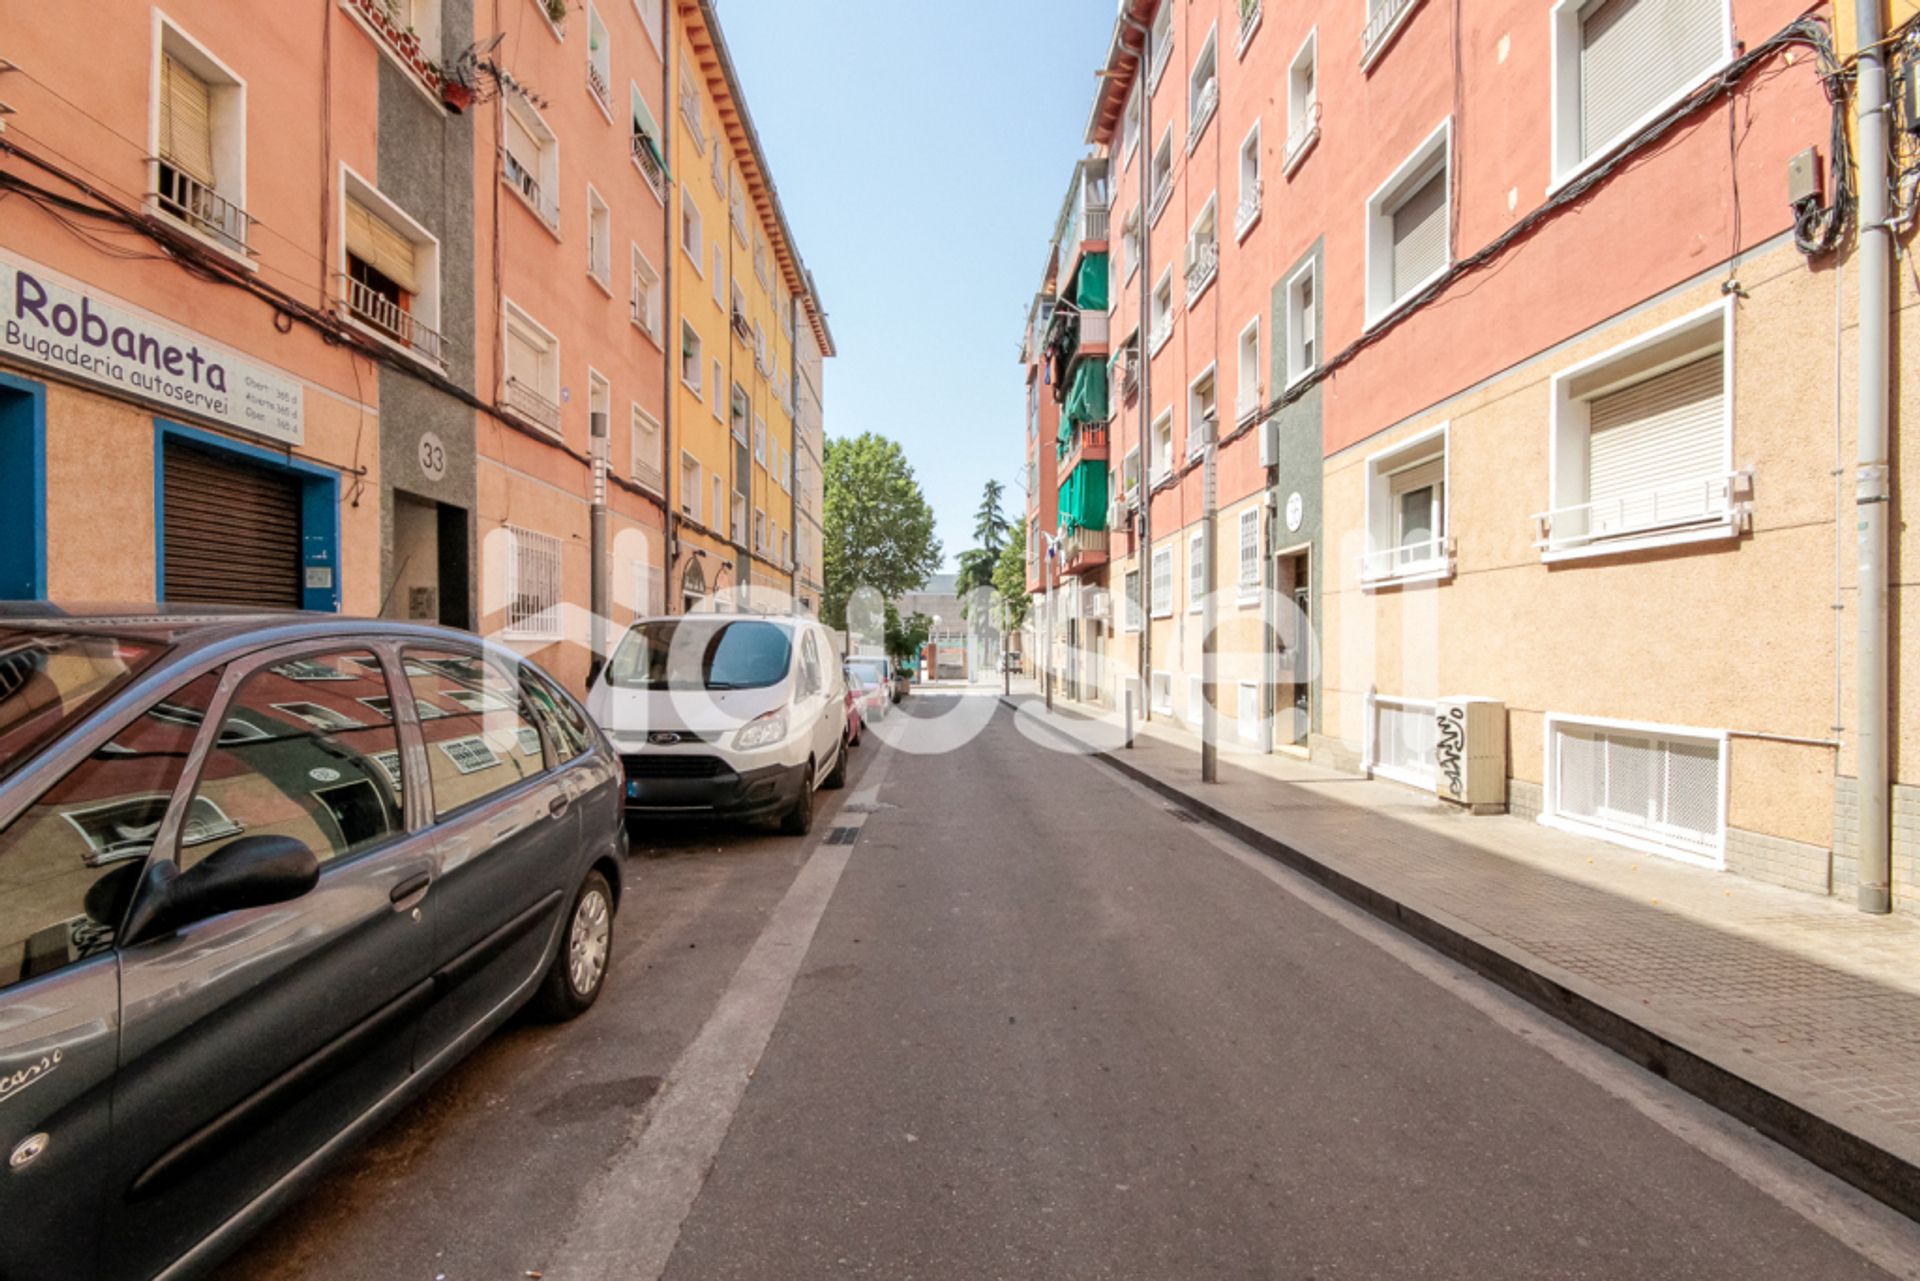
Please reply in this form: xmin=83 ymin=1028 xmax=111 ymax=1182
xmin=214 ymin=692 xmax=1920 ymax=1281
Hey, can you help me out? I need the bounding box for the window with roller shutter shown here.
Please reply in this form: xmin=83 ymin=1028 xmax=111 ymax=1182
xmin=1365 ymin=121 xmax=1450 ymax=324
xmin=152 ymin=27 xmax=249 ymax=254
xmin=1552 ymin=0 xmax=1730 ymax=181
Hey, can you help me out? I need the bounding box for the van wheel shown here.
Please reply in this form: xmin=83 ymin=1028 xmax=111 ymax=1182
xmin=823 ymin=739 xmax=848 ymax=790
xmin=532 ymin=868 xmax=614 ymax=1021
xmin=780 ymin=762 xmax=814 ymax=835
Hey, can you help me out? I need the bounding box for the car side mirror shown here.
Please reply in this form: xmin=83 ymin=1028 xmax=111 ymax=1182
xmin=124 ymin=834 xmax=322 ymax=943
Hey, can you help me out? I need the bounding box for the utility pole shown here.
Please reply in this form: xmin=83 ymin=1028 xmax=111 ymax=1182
xmin=1042 ymin=530 xmax=1060 ymax=712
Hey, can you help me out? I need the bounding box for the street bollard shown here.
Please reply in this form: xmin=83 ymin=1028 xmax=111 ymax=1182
xmin=1124 ymin=688 xmax=1134 ymax=750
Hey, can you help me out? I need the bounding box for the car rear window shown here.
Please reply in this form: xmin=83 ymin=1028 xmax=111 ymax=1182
xmin=0 ymin=629 xmax=163 ymax=782
xmin=605 ymin=620 xmax=793 ymax=692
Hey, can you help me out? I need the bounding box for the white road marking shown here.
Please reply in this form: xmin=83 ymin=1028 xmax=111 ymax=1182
xmin=1103 ymin=766 xmax=1920 ymax=1277
xmin=556 ymin=745 xmax=895 ymax=1281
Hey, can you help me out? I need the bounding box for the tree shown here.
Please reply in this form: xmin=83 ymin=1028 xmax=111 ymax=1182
xmin=884 ymin=602 xmax=932 ymax=665
xmin=992 ymin=536 xmax=1030 ymax=628
xmin=822 ymin=433 xmax=943 ymax=631
xmin=953 ymin=546 xmax=996 ymax=613
xmin=973 ymin=479 xmax=1011 ymax=554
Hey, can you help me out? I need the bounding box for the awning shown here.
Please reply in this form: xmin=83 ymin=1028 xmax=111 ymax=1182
xmin=1074 ymin=252 xmax=1109 ymax=312
xmin=1056 ymin=460 xmax=1110 ymax=533
xmin=1063 ymin=360 xmax=1109 ymax=427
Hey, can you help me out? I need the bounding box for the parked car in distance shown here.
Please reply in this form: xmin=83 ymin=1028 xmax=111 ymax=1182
xmin=842 ymin=667 xmax=866 ymax=749
xmin=0 ymin=606 xmax=625 ymax=1281
xmin=586 ymin=614 xmax=848 ymax=836
xmin=844 ymin=661 xmax=888 ymax=729
xmin=844 ymin=656 xmax=892 ymax=716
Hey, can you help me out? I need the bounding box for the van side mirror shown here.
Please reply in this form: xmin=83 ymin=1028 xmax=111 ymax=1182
xmin=124 ymin=835 xmax=321 ymax=943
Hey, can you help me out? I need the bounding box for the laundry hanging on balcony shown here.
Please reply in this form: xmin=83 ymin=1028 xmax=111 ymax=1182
xmin=1062 ymin=360 xmax=1109 ymax=430
xmin=1074 ymin=252 xmax=1109 ymax=313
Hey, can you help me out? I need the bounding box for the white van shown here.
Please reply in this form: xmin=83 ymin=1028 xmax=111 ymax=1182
xmin=585 ymin=614 xmax=848 ymax=835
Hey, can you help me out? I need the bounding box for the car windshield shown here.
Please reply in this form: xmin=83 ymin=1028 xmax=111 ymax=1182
xmin=0 ymin=628 xmax=163 ymax=781
xmin=847 ymin=660 xmax=887 ymax=685
xmin=605 ymin=620 xmax=793 ymax=692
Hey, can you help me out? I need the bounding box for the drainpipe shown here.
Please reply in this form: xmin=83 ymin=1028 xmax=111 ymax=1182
xmin=661 ymin=25 xmax=681 ymax=616
xmin=1118 ymin=9 xmax=1153 ymax=721
xmin=1201 ymin=412 xmax=1218 ymax=782
xmin=589 ymin=412 xmax=609 ymax=671
xmin=1853 ymin=0 xmax=1893 ymax=914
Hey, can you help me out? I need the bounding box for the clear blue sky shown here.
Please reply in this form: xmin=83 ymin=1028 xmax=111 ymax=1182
xmin=718 ymin=0 xmax=1118 ymax=571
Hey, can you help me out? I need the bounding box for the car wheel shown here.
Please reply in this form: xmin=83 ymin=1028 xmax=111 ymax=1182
xmin=532 ymin=868 xmax=614 ymax=1021
xmin=781 ymin=761 xmax=815 ymax=835
xmin=823 ymin=738 xmax=848 ymax=790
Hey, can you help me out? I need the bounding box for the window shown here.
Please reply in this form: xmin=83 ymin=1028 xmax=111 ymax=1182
xmin=1552 ymin=0 xmax=1731 ymax=184
xmin=1235 ymin=120 xmax=1262 ymax=240
xmin=586 ymin=185 xmax=611 ymax=289
xmin=680 ymin=452 xmax=702 ymax=522
xmin=1150 ymin=269 xmax=1174 ymax=353
xmin=1367 ymin=694 xmax=1438 ymax=788
xmin=1150 ymin=544 xmax=1174 ymax=618
xmin=631 ymin=244 xmax=662 ymax=341
xmin=730 ymin=172 xmax=749 ymax=240
xmin=681 ymin=320 xmax=703 ymax=394
xmin=730 ymin=383 xmax=750 ymax=442
xmin=754 ymin=508 xmax=767 ymax=554
xmin=1236 ymin=318 xmax=1260 ymax=420
xmin=1187 ymin=529 xmax=1207 ymax=612
xmin=680 ymin=190 xmax=704 ymax=269
xmin=754 ymin=416 xmax=767 ymax=465
xmin=1186 ymin=365 xmax=1216 ymax=459
xmin=0 ymin=670 xmax=218 ymax=987
xmin=1541 ymin=302 xmax=1736 ymax=558
xmin=679 ymin=65 xmax=707 ymax=153
xmin=186 ymin=652 xmax=403 ymax=870
xmin=152 ymin=22 xmax=248 ymax=255
xmin=1187 ymin=25 xmax=1219 ymax=152
xmin=634 ymin=0 xmax=662 ymax=50
xmin=780 ymin=528 xmax=790 ymax=565
xmin=1185 ymin=197 xmax=1218 ymax=303
xmin=587 ymin=371 xmax=611 ymax=453
xmin=1149 ymin=127 xmax=1174 ymax=224
xmin=405 ymin=649 xmax=547 ymax=819
xmin=503 ymin=301 xmax=561 ymax=433
xmin=730 ymin=489 xmax=746 ymax=544
xmin=1122 ymin=206 xmax=1142 ymax=282
xmin=341 ymin=169 xmax=445 ymax=367
xmin=1238 ymin=506 xmax=1263 ymax=602
xmin=1363 ymin=0 xmax=1422 ymax=69
xmin=712 ymin=477 xmax=724 ymax=534
xmin=1546 ymin=716 xmax=1726 ymax=864
xmin=1285 ymin=259 xmax=1317 ymax=386
xmin=711 ymin=360 xmax=724 ymax=418
xmin=1123 ymin=88 xmax=1142 ymax=164
xmin=1149 ymin=2 xmax=1174 ymax=89
xmin=1286 ymin=29 xmax=1319 ymax=172
xmin=754 ymin=232 xmax=771 ymax=288
xmin=1121 ymin=446 xmax=1142 ymax=503
xmin=505 ymin=525 xmax=562 ymax=639
xmin=632 ymin=84 xmax=666 ymax=198
xmin=1361 ymin=425 xmax=1450 ymax=585
xmin=1123 ymin=569 xmax=1143 ymax=632
xmin=754 ymin=322 xmax=769 ymax=374
xmin=504 ymin=92 xmax=560 ymax=229
xmin=631 ymin=403 xmax=662 ymax=489
xmin=1151 ymin=670 xmax=1173 ymax=714
xmin=1151 ymin=409 xmax=1174 ymax=481
xmin=1365 ymin=120 xmax=1450 ymax=326
xmin=585 ymin=3 xmax=611 ymax=111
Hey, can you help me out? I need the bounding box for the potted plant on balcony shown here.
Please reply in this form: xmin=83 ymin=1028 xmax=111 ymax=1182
xmin=546 ymin=0 xmax=569 ymax=24
xmin=438 ymin=65 xmax=474 ymax=112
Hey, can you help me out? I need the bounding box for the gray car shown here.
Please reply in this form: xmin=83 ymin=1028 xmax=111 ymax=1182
xmin=0 ymin=607 xmax=626 ymax=1281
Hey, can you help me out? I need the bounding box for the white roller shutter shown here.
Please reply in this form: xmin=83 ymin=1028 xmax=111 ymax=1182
xmin=1586 ymin=353 xmax=1724 ymax=534
xmin=1580 ymin=0 xmax=1726 ymax=160
xmin=1390 ymin=168 xmax=1447 ymax=299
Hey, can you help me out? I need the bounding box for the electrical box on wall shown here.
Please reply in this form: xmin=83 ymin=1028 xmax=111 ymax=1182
xmin=1434 ymin=698 xmax=1507 ymax=814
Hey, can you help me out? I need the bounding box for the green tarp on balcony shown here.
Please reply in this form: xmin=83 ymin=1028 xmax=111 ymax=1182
xmin=1063 ymin=360 xmax=1108 ymax=428
xmin=1057 ymin=460 xmax=1109 ymax=533
xmin=1075 ymin=252 xmax=1109 ymax=312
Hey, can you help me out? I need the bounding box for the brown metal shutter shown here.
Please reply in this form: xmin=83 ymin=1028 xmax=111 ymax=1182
xmin=162 ymin=440 xmax=303 ymax=608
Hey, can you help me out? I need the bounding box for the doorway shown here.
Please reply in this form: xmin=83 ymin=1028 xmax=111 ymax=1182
xmin=1275 ymin=548 xmax=1312 ymax=751
xmin=387 ymin=492 xmax=470 ymax=628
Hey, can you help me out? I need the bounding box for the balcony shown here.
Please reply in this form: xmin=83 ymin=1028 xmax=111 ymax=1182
xmin=1284 ymin=105 xmax=1322 ymax=176
xmin=504 ymin=154 xmax=558 ymax=229
xmin=1185 ymin=238 xmax=1218 ymax=304
xmin=1186 ymin=78 xmax=1219 ymax=153
xmin=1149 ymin=29 xmax=1173 ymax=87
xmin=1234 ymin=181 xmax=1262 ymax=241
xmin=1061 ymin=527 xmax=1110 ymax=574
xmin=632 ymin=456 xmax=665 ymax=496
xmin=340 ymin=274 xmax=445 ymax=368
xmin=1362 ymin=0 xmax=1421 ymax=68
xmin=152 ymin=162 xmax=252 ymax=257
xmin=1059 ymin=423 xmax=1111 ymax=471
xmin=1359 ymin=534 xmax=1453 ymax=586
xmin=630 ymin=133 xmax=666 ymax=201
xmin=586 ymin=61 xmax=610 ymax=112
xmin=1117 ymin=351 xmax=1140 ymax=402
xmin=1148 ymin=180 xmax=1172 ymax=226
xmin=1149 ymin=310 xmax=1174 ymax=355
xmin=630 ymin=296 xmax=658 ymax=343
xmin=1532 ymin=471 xmax=1751 ymax=561
xmin=1080 ymin=202 xmax=1110 ymax=245
xmin=1077 ymin=309 xmax=1111 ymax=357
xmin=731 ymin=306 xmax=752 ymax=343
xmin=1237 ymin=0 xmax=1263 ymax=54
xmin=503 ymin=376 xmax=562 ymax=436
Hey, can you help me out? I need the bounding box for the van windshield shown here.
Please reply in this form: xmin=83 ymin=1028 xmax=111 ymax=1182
xmin=605 ymin=620 xmax=793 ymax=692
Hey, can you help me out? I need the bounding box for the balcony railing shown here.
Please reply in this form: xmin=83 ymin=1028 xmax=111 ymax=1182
xmin=1060 ymin=423 xmax=1110 ymax=466
xmin=632 ymin=457 xmax=665 ymax=495
xmin=1532 ymin=471 xmax=1746 ymax=555
xmin=1148 ymin=179 xmax=1172 ymax=225
xmin=1149 ymin=29 xmax=1173 ymax=86
xmin=1237 ymin=0 xmax=1263 ymax=51
xmin=1119 ymin=353 xmax=1139 ymax=401
xmin=1359 ymin=534 xmax=1452 ymax=584
xmin=1235 ymin=181 xmax=1262 ymax=239
xmin=1187 ymin=78 xmax=1219 ymax=151
xmin=681 ymin=92 xmax=708 ymax=153
xmin=1284 ymin=104 xmax=1322 ymax=175
xmin=503 ymin=376 xmax=562 ymax=435
xmin=630 ymin=296 xmax=657 ymax=342
xmin=340 ymin=275 xmax=444 ymax=367
xmin=586 ymin=60 xmax=610 ymax=110
xmin=504 ymin=153 xmax=558 ymax=228
xmin=630 ymin=133 xmax=666 ymax=200
xmin=1078 ymin=310 xmax=1111 ymax=352
xmin=1063 ymin=527 xmax=1110 ymax=566
xmin=1363 ymin=0 xmax=1419 ymax=64
xmin=1081 ymin=202 xmax=1110 ymax=244
xmin=152 ymin=162 xmax=252 ymax=256
xmin=1149 ymin=311 xmax=1174 ymax=353
xmin=1185 ymin=238 xmax=1219 ymax=302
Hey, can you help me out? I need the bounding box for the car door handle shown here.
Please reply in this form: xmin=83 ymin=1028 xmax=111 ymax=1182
xmin=549 ymin=794 xmax=571 ymax=820
xmin=390 ymin=871 xmax=432 ymax=904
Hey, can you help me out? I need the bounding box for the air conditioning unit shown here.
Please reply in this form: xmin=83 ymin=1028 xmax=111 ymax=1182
xmin=1433 ymin=698 xmax=1506 ymax=814
xmin=1083 ymin=587 xmax=1111 ymax=621
xmin=1108 ymin=496 xmax=1127 ymax=529
xmin=1258 ymin=419 xmax=1279 ymax=468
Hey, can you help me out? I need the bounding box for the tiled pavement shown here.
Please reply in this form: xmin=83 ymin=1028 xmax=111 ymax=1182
xmin=997 ymin=683 xmax=1920 ymax=1214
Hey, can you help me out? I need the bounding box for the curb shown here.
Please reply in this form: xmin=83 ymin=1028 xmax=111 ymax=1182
xmin=1000 ymin=694 xmax=1920 ymax=1225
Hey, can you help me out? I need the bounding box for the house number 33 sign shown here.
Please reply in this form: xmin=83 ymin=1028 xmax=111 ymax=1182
xmin=418 ymin=432 xmax=447 ymax=481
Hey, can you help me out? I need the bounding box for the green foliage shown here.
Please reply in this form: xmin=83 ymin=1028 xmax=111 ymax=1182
xmin=953 ymin=546 xmax=996 ymax=617
xmin=822 ymin=433 xmax=943 ymax=631
xmin=884 ymin=602 xmax=932 ymax=664
xmin=993 ymin=537 xmax=1030 ymax=628
xmin=973 ymin=479 xmax=1010 ymax=554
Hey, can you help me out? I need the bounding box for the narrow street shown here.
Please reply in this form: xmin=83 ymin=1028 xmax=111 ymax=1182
xmin=208 ymin=692 xmax=1918 ymax=1281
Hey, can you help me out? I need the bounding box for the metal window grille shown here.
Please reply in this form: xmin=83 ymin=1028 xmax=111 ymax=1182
xmin=505 ymin=525 xmax=562 ymax=639
xmin=1553 ymin=722 xmax=1722 ymax=856
xmin=1370 ymin=695 xmax=1437 ymax=786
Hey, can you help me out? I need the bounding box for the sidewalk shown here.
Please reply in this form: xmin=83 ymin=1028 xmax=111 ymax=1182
xmin=1000 ymin=681 xmax=1920 ymax=1222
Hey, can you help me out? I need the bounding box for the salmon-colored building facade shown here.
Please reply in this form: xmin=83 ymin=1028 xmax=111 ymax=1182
xmin=1029 ymin=0 xmax=1920 ymax=909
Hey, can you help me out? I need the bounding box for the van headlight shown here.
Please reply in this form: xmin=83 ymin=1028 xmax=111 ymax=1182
xmin=733 ymin=709 xmax=788 ymax=751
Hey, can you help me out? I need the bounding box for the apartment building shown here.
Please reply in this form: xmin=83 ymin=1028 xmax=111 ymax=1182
xmin=1032 ymin=0 xmax=1918 ymax=908
xmin=666 ymin=0 xmax=830 ymax=616
xmin=793 ymin=311 xmax=830 ymax=612
xmin=1021 ymin=241 xmax=1064 ymax=598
